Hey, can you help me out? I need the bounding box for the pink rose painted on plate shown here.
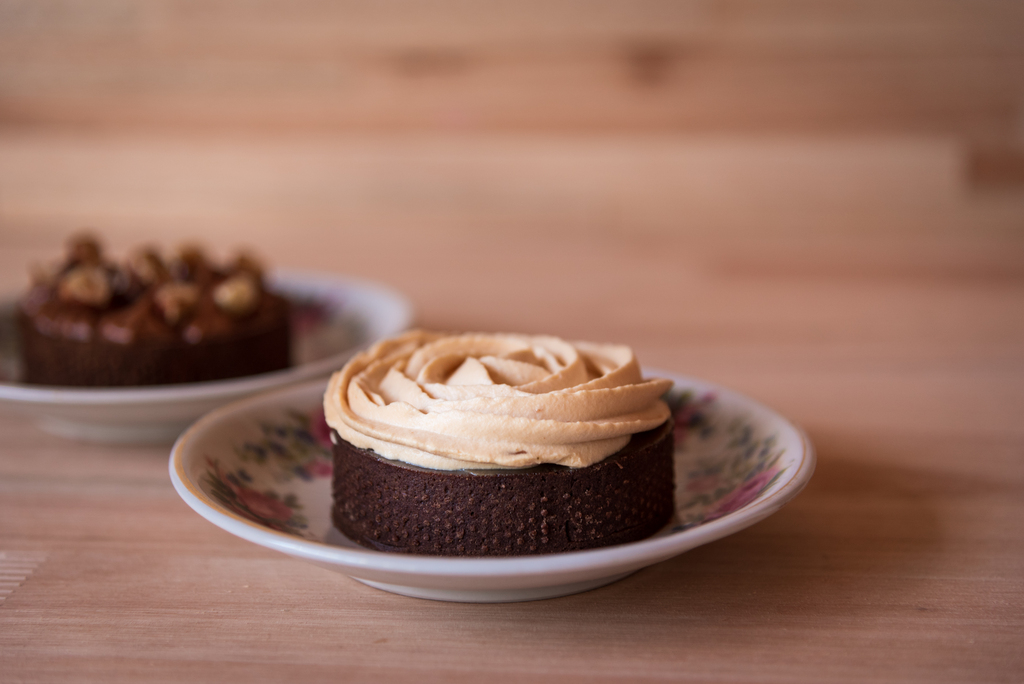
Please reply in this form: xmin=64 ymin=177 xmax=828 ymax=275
xmin=236 ymin=487 xmax=294 ymax=522
xmin=703 ymin=467 xmax=781 ymax=522
xmin=201 ymin=457 xmax=311 ymax=536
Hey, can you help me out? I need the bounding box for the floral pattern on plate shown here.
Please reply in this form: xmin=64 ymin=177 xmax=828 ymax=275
xmin=201 ymin=407 xmax=333 ymax=538
xmin=202 ymin=457 xmax=314 ymax=537
xmin=234 ymin=409 xmax=333 ymax=483
xmin=197 ymin=388 xmax=789 ymax=543
xmin=666 ymin=389 xmax=787 ymax=531
xmin=671 ymin=392 xmax=785 ymax=528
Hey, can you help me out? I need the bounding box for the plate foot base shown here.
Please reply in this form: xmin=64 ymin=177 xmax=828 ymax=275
xmin=351 ymin=571 xmax=636 ymax=603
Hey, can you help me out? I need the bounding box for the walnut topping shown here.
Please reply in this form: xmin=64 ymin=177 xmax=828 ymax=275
xmin=154 ymin=282 xmax=201 ymax=326
xmin=57 ymin=266 xmax=112 ymax=308
xmin=213 ymin=273 xmax=260 ymax=317
xmin=108 ymin=265 xmax=136 ymax=301
xmin=175 ymin=243 xmax=205 ymax=263
xmin=67 ymin=233 xmax=102 ymax=265
xmin=170 ymin=243 xmax=208 ymax=281
xmin=129 ymin=249 xmax=169 ymax=285
xmin=232 ymin=251 xmax=264 ymax=278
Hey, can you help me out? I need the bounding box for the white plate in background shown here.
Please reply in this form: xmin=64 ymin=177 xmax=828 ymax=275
xmin=0 ymin=270 xmax=412 ymax=443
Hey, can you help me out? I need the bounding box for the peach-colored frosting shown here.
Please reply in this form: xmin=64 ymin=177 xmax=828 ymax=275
xmin=323 ymin=330 xmax=672 ymax=471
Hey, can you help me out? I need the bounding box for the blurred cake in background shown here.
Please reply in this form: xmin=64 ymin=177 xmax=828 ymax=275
xmin=17 ymin=234 xmax=290 ymax=386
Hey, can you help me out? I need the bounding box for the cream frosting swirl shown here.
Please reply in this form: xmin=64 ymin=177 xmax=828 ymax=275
xmin=323 ymin=330 xmax=672 ymax=471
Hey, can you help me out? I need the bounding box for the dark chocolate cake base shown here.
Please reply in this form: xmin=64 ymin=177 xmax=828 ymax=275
xmin=331 ymin=420 xmax=675 ymax=556
xmin=17 ymin=295 xmax=290 ymax=386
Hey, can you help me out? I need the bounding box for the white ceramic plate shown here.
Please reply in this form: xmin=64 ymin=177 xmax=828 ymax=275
xmin=0 ymin=271 xmax=412 ymax=443
xmin=169 ymin=371 xmax=815 ymax=603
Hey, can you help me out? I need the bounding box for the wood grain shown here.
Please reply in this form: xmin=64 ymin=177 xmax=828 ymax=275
xmin=1 ymin=0 xmax=1022 ymax=135
xmin=1 ymin=1 xmax=1023 ymax=681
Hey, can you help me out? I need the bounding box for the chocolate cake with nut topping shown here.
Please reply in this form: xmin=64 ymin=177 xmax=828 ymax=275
xmin=17 ymin=234 xmax=290 ymax=386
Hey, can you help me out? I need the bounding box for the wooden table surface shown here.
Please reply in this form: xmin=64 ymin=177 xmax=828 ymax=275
xmin=1 ymin=1 xmax=1023 ymax=682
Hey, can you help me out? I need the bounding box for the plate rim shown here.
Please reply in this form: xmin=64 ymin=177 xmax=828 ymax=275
xmin=0 ymin=269 xmax=413 ymax=407
xmin=169 ymin=370 xmax=816 ymax=581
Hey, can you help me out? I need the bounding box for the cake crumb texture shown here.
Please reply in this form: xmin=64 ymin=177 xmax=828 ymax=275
xmin=331 ymin=421 xmax=674 ymax=556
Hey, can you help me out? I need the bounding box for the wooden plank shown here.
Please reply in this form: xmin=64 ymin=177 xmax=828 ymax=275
xmin=0 ymin=0 xmax=1021 ymax=133
xmin=0 ymin=133 xmax=1020 ymax=249
xmin=0 ymin=3 xmax=1022 ymax=678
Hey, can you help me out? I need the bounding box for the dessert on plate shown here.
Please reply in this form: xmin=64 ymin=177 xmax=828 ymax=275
xmin=324 ymin=330 xmax=675 ymax=556
xmin=17 ymin=234 xmax=290 ymax=386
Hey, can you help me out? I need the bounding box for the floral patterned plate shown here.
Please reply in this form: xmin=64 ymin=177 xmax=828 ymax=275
xmin=0 ymin=271 xmax=411 ymax=443
xmin=169 ymin=372 xmax=814 ymax=603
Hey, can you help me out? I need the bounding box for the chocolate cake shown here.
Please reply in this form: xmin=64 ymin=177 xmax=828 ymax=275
xmin=17 ymin=234 xmax=290 ymax=386
xmin=324 ymin=330 xmax=676 ymax=557
xmin=331 ymin=419 xmax=674 ymax=556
